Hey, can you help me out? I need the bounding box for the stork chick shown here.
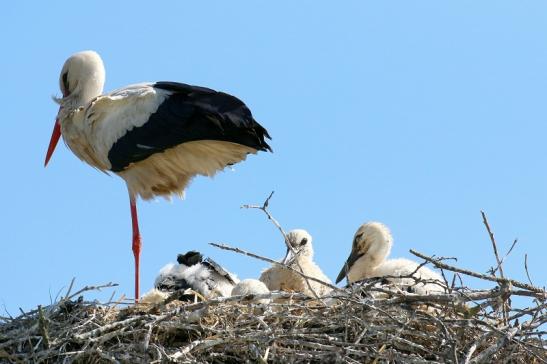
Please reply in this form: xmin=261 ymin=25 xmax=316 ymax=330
xmin=153 ymin=251 xmax=239 ymax=299
xmin=259 ymin=229 xmax=332 ymax=297
xmin=336 ymin=222 xmax=445 ymax=294
xmin=231 ymin=279 xmax=271 ymax=304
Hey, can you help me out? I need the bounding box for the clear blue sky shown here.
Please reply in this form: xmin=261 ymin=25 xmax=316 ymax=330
xmin=1 ymin=1 xmax=546 ymax=314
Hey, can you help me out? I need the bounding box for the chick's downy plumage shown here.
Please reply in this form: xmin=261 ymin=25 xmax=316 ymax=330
xmin=260 ymin=229 xmax=332 ymax=297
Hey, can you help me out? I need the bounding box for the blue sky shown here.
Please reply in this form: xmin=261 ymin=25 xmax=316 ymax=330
xmin=1 ymin=1 xmax=546 ymax=314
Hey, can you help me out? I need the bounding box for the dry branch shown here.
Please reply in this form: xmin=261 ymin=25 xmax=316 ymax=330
xmin=209 ymin=242 xmax=338 ymax=291
xmin=481 ymin=211 xmax=505 ymax=280
xmin=409 ymin=250 xmax=546 ymax=295
xmin=241 ymin=191 xmax=323 ymax=298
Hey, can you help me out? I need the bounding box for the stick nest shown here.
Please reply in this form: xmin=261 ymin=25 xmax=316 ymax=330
xmin=2 ymin=200 xmax=545 ymax=363
xmin=1 ymin=276 xmax=545 ymax=363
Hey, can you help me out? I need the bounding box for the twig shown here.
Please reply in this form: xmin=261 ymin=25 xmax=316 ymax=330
xmin=378 ymin=288 xmax=505 ymax=306
xmin=170 ymin=338 xmax=225 ymax=358
xmin=462 ymin=332 xmax=496 ymax=364
xmin=241 ymin=192 xmax=321 ymax=299
xmin=210 ymin=242 xmax=338 ymax=291
xmin=409 ymin=250 xmax=546 ymax=294
xmin=481 ymin=211 xmax=505 ymax=279
xmin=492 ymin=239 xmax=518 ymax=277
xmin=524 ymin=254 xmax=535 ymax=287
xmin=481 ymin=211 xmax=510 ymax=325
xmin=37 ymin=305 xmax=50 ymax=349
xmin=72 ymin=316 xmax=142 ymax=342
xmin=63 ymin=277 xmax=76 ymax=300
xmin=241 ymin=191 xmax=289 ymax=249
xmin=469 ymin=327 xmax=519 ymax=364
xmin=67 ymin=282 xmax=119 ymax=301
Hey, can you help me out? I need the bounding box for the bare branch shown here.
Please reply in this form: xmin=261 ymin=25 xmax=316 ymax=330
xmin=524 ymin=254 xmax=535 ymax=287
xmin=210 ymin=242 xmax=339 ymax=291
xmin=481 ymin=211 xmax=505 ymax=279
xmin=491 ymin=239 xmax=518 ymax=277
xmin=409 ymin=250 xmax=546 ymax=295
xmin=241 ymin=192 xmax=321 ymax=298
xmin=481 ymin=211 xmax=510 ymax=324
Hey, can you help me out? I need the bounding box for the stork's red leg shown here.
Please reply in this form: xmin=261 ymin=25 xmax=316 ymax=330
xmin=129 ymin=191 xmax=142 ymax=302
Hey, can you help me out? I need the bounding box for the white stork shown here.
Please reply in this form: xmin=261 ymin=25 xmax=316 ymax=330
xmin=335 ymin=222 xmax=445 ymax=294
xmin=231 ymin=279 xmax=271 ymax=304
xmin=154 ymin=250 xmax=239 ymax=298
xmin=44 ymin=50 xmax=271 ymax=301
xmin=259 ymin=229 xmax=333 ymax=297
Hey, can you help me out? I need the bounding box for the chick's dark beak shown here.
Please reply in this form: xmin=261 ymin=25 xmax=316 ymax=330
xmin=281 ymin=247 xmax=292 ymax=265
xmin=335 ymin=250 xmax=363 ymax=284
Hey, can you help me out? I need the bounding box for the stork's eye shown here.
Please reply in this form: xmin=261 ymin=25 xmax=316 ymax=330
xmin=353 ymin=233 xmax=363 ymax=245
xmin=300 ymin=238 xmax=308 ymax=246
xmin=62 ymin=72 xmax=70 ymax=96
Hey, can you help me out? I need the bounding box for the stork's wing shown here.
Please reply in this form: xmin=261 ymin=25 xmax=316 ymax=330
xmin=203 ymin=258 xmax=238 ymax=285
xmin=100 ymin=81 xmax=271 ymax=172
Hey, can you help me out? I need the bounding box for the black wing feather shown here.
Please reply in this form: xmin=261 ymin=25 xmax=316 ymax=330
xmin=108 ymin=82 xmax=271 ymax=172
xmin=202 ymin=258 xmax=238 ymax=285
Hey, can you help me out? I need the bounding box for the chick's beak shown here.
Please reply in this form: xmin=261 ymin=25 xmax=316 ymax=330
xmin=281 ymin=247 xmax=293 ymax=265
xmin=335 ymin=250 xmax=363 ymax=284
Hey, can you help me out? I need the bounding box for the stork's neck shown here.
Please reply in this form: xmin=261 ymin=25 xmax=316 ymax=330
xmin=298 ymin=246 xmax=314 ymax=261
xmin=76 ymin=80 xmax=103 ymax=106
xmin=347 ymin=255 xmax=376 ymax=282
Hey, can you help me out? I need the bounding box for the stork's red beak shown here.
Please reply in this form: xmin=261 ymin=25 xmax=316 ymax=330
xmin=44 ymin=119 xmax=61 ymax=167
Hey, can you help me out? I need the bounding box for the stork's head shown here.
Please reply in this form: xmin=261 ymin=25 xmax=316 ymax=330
xmin=45 ymin=50 xmax=106 ymax=166
xmin=335 ymin=222 xmax=393 ymax=284
xmin=58 ymin=50 xmax=105 ymax=106
xmin=282 ymin=229 xmax=314 ymax=264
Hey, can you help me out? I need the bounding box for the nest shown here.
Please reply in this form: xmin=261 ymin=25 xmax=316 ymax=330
xmin=1 ymin=201 xmax=545 ymax=363
xmin=1 ymin=271 xmax=545 ymax=364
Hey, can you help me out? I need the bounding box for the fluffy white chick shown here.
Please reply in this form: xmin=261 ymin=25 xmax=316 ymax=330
xmin=153 ymin=251 xmax=239 ymax=298
xmin=336 ymin=222 xmax=445 ymax=294
xmin=231 ymin=279 xmax=271 ymax=304
xmin=260 ymin=229 xmax=332 ymax=297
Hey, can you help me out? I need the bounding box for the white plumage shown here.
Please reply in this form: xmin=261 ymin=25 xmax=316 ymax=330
xmin=154 ymin=251 xmax=239 ymax=299
xmin=119 ymin=140 xmax=255 ymax=200
xmin=59 ymin=81 xmax=256 ymax=199
xmin=45 ymin=50 xmax=271 ymax=301
xmin=231 ymin=279 xmax=271 ymax=304
xmin=140 ymin=288 xmax=170 ymax=305
xmin=259 ymin=229 xmax=332 ymax=297
xmin=49 ymin=52 xmax=269 ymax=199
xmin=336 ymin=222 xmax=445 ymax=294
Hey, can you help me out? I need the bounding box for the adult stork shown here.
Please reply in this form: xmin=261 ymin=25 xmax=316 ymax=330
xmin=44 ymin=50 xmax=271 ymax=301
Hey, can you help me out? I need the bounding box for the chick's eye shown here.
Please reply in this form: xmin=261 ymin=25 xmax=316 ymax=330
xmin=300 ymin=238 xmax=308 ymax=246
xmin=353 ymin=233 xmax=363 ymax=245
